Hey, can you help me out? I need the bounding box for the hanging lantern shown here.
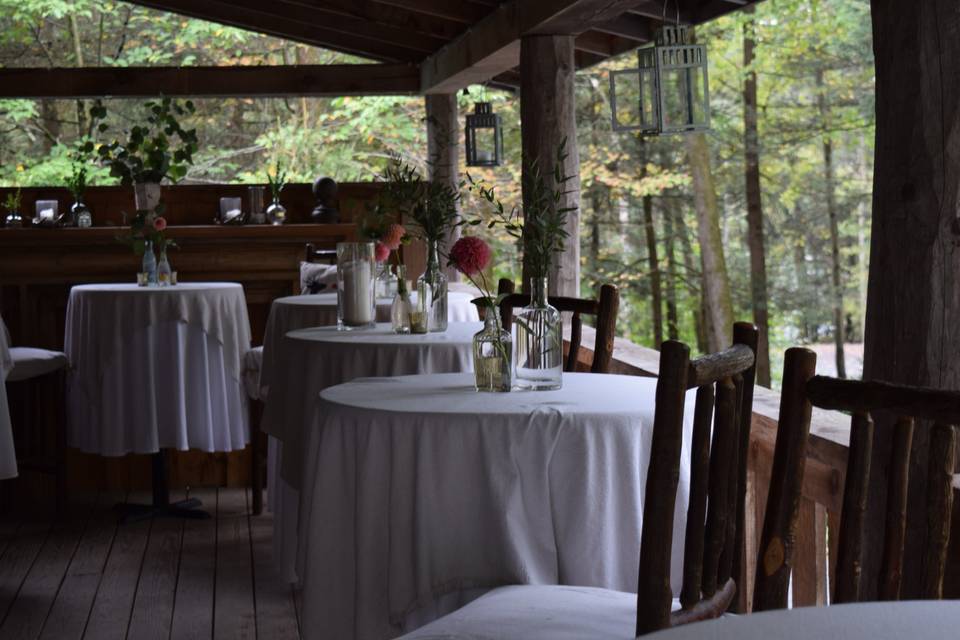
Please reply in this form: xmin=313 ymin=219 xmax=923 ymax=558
xmin=464 ymin=102 xmax=503 ymax=167
xmin=610 ymin=25 xmax=710 ymax=135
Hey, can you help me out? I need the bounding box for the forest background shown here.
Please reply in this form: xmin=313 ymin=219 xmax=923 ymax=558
xmin=0 ymin=0 xmax=874 ymax=387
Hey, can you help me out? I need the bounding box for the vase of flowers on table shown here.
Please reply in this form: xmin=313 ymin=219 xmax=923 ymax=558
xmin=66 ymin=162 xmax=92 ymax=228
xmin=469 ymin=140 xmax=574 ymax=391
xmin=120 ymin=205 xmax=176 ymax=286
xmin=449 ymin=236 xmax=511 ymax=392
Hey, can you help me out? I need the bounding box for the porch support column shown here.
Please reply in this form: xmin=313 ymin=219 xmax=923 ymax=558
xmin=520 ymin=34 xmax=580 ymax=296
xmin=425 ymin=93 xmax=461 ymax=281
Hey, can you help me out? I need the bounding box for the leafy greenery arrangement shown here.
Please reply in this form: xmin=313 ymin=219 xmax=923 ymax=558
xmin=66 ymin=163 xmax=87 ymax=201
xmin=2 ymin=187 xmax=22 ymax=214
xmin=119 ymin=204 xmax=176 ymax=256
xmin=379 ymin=157 xmax=464 ymax=245
xmin=95 ymin=98 xmax=198 ymax=185
xmin=267 ymin=159 xmax=287 ymax=202
xmin=469 ymin=140 xmax=574 ymax=279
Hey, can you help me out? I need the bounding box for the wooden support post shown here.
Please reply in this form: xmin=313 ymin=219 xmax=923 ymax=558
xmin=519 ymin=35 xmax=580 ymax=297
xmin=425 ymin=93 xmax=461 ymax=281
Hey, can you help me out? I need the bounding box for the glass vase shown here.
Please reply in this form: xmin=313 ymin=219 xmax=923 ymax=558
xmin=336 ymin=242 xmax=376 ymax=330
xmin=267 ymin=197 xmax=287 ymax=225
xmin=391 ymin=267 xmax=412 ymax=334
xmin=376 ymin=262 xmax=399 ymax=298
xmin=134 ymin=182 xmax=161 ymax=211
xmin=513 ymin=277 xmax=563 ymax=390
xmin=157 ymin=249 xmax=172 ymax=287
xmin=473 ymin=311 xmax=512 ymax=392
xmin=410 ymin=279 xmax=431 ymax=334
xmin=417 ymin=240 xmax=448 ymax=332
xmin=141 ymin=240 xmax=158 ymax=286
xmin=73 ymin=200 xmax=92 ymax=228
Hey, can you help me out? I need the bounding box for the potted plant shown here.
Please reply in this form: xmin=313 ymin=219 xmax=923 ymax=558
xmin=95 ymin=98 xmax=198 ymax=211
xmin=66 ymin=162 xmax=92 ymax=227
xmin=2 ymin=188 xmax=23 ymax=228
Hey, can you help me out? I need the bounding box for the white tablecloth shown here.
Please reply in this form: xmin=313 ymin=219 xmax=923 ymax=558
xmin=647 ymin=601 xmax=960 ymax=640
xmin=258 ymin=291 xmax=480 ymax=400
xmin=65 ymin=283 xmax=252 ymax=455
xmin=262 ymin=322 xmax=479 ymax=584
xmin=0 ymin=318 xmax=17 ymax=479
xmin=297 ymin=372 xmax=696 ymax=640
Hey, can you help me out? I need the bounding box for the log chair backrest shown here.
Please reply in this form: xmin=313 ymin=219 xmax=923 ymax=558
xmin=635 ymin=322 xmax=759 ymax=635
xmin=755 ymin=349 xmax=959 ymax=609
xmin=495 ymin=278 xmax=620 ymax=374
xmin=304 ymin=242 xmax=337 ymax=265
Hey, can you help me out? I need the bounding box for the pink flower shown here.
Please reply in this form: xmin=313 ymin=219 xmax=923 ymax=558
xmin=153 ymin=217 xmax=167 ymax=232
xmin=374 ymin=242 xmax=390 ymax=263
xmin=382 ymin=223 xmax=406 ymax=250
xmin=449 ymin=236 xmax=491 ymax=276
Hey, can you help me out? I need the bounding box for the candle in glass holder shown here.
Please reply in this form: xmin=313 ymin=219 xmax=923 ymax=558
xmin=337 ymin=242 xmax=376 ymax=329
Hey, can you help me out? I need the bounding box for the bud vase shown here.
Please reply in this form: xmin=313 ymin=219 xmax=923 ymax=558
xmin=417 ymin=240 xmax=448 ymax=332
xmin=473 ymin=311 xmax=512 ymax=392
xmin=513 ymin=277 xmax=562 ymax=390
xmin=391 ymin=266 xmax=412 ymax=334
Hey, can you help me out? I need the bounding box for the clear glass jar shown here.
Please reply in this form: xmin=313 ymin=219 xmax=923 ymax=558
xmin=513 ymin=277 xmax=563 ymax=390
xmin=391 ymin=267 xmax=412 ymax=334
xmin=473 ymin=310 xmax=512 ymax=392
xmin=267 ymin=197 xmax=287 ymax=225
xmin=410 ymin=279 xmax=431 ymax=334
xmin=417 ymin=240 xmax=448 ymax=332
xmin=336 ymin=242 xmax=376 ymax=330
xmin=73 ymin=200 xmax=92 ymax=228
xmin=157 ymin=249 xmax=172 ymax=287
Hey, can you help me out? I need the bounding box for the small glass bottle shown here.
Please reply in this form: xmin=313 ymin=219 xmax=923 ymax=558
xmin=73 ymin=200 xmax=92 ymax=228
xmin=473 ymin=308 xmax=512 ymax=392
xmin=267 ymin=197 xmax=287 ymax=225
xmin=410 ymin=279 xmax=431 ymax=334
xmin=142 ymin=240 xmax=158 ymax=286
xmin=157 ymin=248 xmax=172 ymax=287
xmin=417 ymin=240 xmax=448 ymax=332
xmin=513 ymin=276 xmax=563 ymax=390
xmin=390 ymin=267 xmax=412 ymax=334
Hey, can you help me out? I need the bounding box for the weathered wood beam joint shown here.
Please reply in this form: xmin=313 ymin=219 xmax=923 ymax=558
xmin=0 ymin=64 xmax=421 ymax=99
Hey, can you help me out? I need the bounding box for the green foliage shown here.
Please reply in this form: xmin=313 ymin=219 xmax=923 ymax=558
xmin=95 ymin=98 xmax=198 ymax=185
xmin=266 ymin=158 xmax=287 ymax=201
xmin=2 ymin=187 xmax=21 ymax=213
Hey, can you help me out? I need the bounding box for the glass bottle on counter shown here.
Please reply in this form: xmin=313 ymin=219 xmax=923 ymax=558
xmin=142 ymin=240 xmax=158 ymax=286
xmin=390 ymin=266 xmax=412 ymax=334
xmin=157 ymin=248 xmax=172 ymax=287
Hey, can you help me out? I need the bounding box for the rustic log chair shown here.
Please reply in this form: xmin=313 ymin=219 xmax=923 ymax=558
xmin=496 ymin=278 xmax=620 ymax=374
xmin=753 ymin=347 xmax=958 ymax=610
xmin=246 ymin=243 xmax=338 ymax=515
xmin=398 ymin=323 xmax=760 ymax=639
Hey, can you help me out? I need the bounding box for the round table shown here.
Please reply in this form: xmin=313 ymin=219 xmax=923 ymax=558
xmin=0 ymin=317 xmax=17 ymax=479
xmin=646 ymin=601 xmax=960 ymax=640
xmin=65 ymin=283 xmax=251 ymax=517
xmin=296 ymin=372 xmax=697 ymax=640
xmin=257 ymin=291 xmax=480 ymax=400
xmin=261 ymin=322 xmax=479 ymax=584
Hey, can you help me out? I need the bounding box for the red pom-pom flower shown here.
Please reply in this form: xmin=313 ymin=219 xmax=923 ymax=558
xmin=382 ymin=223 xmax=406 ymax=250
xmin=449 ymin=236 xmax=491 ymax=276
xmin=374 ymin=242 xmax=390 ymax=263
xmin=153 ymin=216 xmax=167 ymax=232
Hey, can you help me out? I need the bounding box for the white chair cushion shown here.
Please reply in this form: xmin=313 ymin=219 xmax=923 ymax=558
xmin=243 ymin=346 xmax=264 ymax=400
xmin=7 ymin=347 xmax=67 ymax=383
xmin=399 ymin=585 xmax=681 ymax=640
xmin=300 ymin=262 xmax=337 ymax=295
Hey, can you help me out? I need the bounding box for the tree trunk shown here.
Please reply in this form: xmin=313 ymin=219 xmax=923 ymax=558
xmin=425 ymin=93 xmax=461 ymax=281
xmin=677 ymin=203 xmax=707 ymax=353
xmin=685 ymin=132 xmax=734 ymax=352
xmin=864 ymin=0 xmax=960 ymax=599
xmin=68 ymin=13 xmax=87 ymax=137
xmin=589 ymin=188 xmax=602 ymax=297
xmin=640 ymin=140 xmax=663 ymax=347
xmin=742 ymin=6 xmax=771 ymax=387
xmin=663 ymin=197 xmax=680 ymax=341
xmin=520 ymin=35 xmax=580 ymax=297
xmin=817 ymin=68 xmax=847 ymax=379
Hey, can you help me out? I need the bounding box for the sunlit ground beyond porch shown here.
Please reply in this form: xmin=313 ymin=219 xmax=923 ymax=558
xmin=0 ymin=487 xmax=298 ymax=640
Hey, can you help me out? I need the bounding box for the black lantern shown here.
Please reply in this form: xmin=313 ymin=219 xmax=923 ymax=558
xmin=610 ymin=25 xmax=710 ymax=135
xmin=465 ymin=102 xmax=503 ymax=167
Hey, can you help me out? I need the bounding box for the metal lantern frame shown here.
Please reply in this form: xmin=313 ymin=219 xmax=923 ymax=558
xmin=464 ymin=101 xmax=504 ymax=167
xmin=610 ymin=25 xmax=710 ymax=136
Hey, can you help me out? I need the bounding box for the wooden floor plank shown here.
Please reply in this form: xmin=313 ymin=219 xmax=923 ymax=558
xmin=169 ymin=488 xmax=217 ymax=640
xmin=125 ymin=492 xmax=186 ymax=640
xmin=81 ymin=493 xmax=152 ymax=640
xmin=213 ymin=488 xmax=255 ymax=640
xmin=251 ymin=507 xmax=300 ymax=640
xmin=0 ymin=521 xmax=52 ymax=629
xmin=38 ymin=493 xmax=124 ymax=640
xmin=0 ymin=515 xmax=88 ymax=640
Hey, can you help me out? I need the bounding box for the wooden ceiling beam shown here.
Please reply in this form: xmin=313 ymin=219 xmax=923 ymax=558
xmin=0 ymin=64 xmax=422 ymax=99
xmin=420 ymin=0 xmax=651 ymax=93
xmin=592 ymin=13 xmax=653 ymax=42
xmin=275 ymin=0 xmax=468 ymax=40
xmin=123 ymin=0 xmax=424 ymax=62
xmin=370 ymin=0 xmax=490 ymax=24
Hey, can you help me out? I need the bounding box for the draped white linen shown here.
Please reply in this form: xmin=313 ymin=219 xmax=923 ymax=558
xmin=0 ymin=317 xmax=17 ymax=479
xmin=261 ymin=322 xmax=477 ymax=583
xmin=296 ymin=372 xmax=697 ymax=640
xmin=257 ymin=291 xmax=479 ymax=400
xmin=65 ymin=283 xmax=251 ymax=455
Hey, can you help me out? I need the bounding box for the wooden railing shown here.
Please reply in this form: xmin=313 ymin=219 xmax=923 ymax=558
xmin=565 ymin=326 xmax=850 ymax=609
